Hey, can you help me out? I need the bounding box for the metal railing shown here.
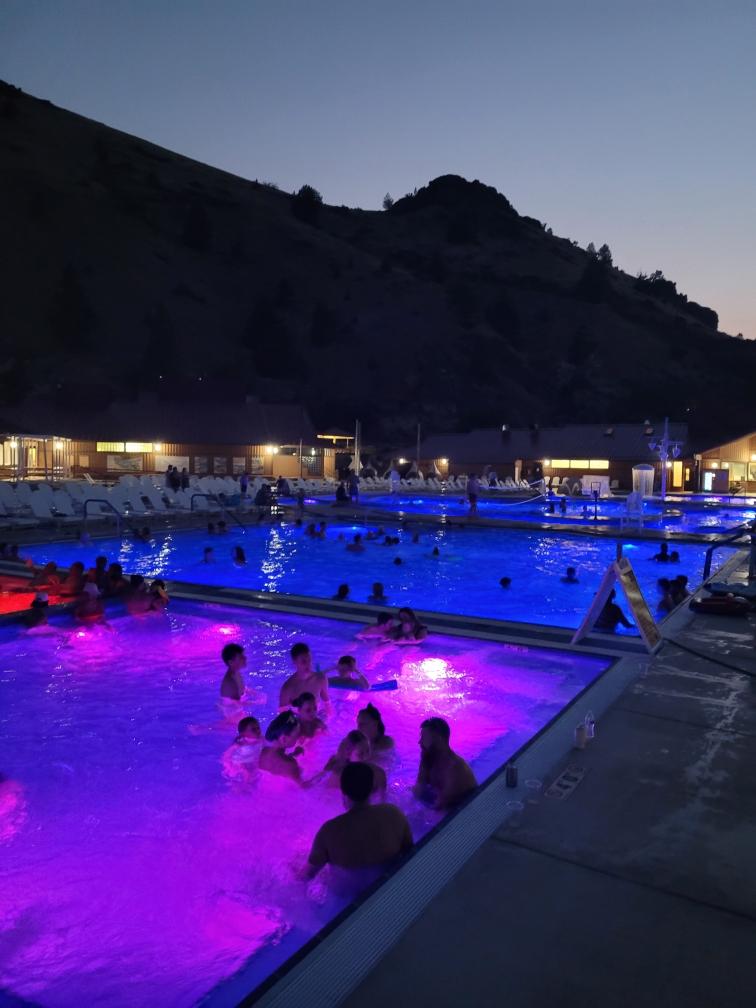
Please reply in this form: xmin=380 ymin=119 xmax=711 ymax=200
xmin=83 ymin=498 xmax=121 ymax=536
xmin=190 ymin=492 xmax=246 ymax=531
xmin=702 ymin=522 xmax=751 ymax=581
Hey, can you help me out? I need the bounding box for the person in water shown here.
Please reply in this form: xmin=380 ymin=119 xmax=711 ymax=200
xmin=413 ymin=717 xmax=477 ymax=810
xmin=671 ymin=574 xmax=690 ymax=604
xmin=203 ymin=546 xmax=214 ymax=563
xmin=149 ymin=579 xmax=169 ymax=611
xmin=346 ymin=533 xmax=364 ymax=553
xmin=329 ymin=655 xmax=370 ymax=690
xmin=233 ymin=545 xmax=246 ymax=566
xmin=221 ymin=716 xmax=262 ymax=781
xmin=259 ymin=712 xmax=304 ymax=783
xmin=220 ymin=643 xmax=247 ymax=701
xmin=562 ymin=566 xmax=579 ymax=584
xmin=74 ymin=579 xmax=105 ymax=622
xmin=653 ymin=542 xmax=670 ymax=562
xmin=305 ymin=762 xmax=412 ymax=880
xmin=367 ymin=582 xmax=387 ymax=605
xmin=105 ymin=562 xmax=128 ymax=597
xmin=333 ymin=584 xmax=350 ymax=601
xmin=385 ymin=607 xmax=428 ymax=644
xmin=92 ymin=556 xmax=109 ymax=592
xmin=356 ymin=612 xmax=396 ymax=641
xmin=29 ymin=562 xmax=60 ymax=590
xmin=207 ymin=522 xmax=216 ymax=535
xmin=323 ymin=730 xmax=387 ymax=797
xmin=499 ymin=577 xmax=512 ymax=588
xmin=125 ymin=575 xmax=152 ymax=615
xmin=59 ymin=561 xmax=86 ymax=597
xmin=356 ymin=703 xmax=394 ymax=755
xmin=279 ymin=642 xmax=330 ymax=710
xmin=292 ymin=692 xmax=327 ymax=738
xmin=594 ymin=589 xmax=633 ymax=632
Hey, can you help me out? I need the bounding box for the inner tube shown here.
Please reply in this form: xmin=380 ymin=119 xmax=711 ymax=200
xmin=690 ymin=596 xmax=750 ymax=616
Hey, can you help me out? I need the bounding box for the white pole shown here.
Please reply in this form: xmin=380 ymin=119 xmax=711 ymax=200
xmin=660 ymin=416 xmax=669 ymax=501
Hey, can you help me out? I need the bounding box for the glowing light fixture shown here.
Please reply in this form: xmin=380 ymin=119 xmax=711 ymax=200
xmin=398 ymin=457 xmax=407 ymax=464
xmin=153 ymin=443 xmax=162 ymax=453
xmin=711 ymin=462 xmax=719 ymax=468
xmin=265 ymin=445 xmax=279 ymax=455
xmin=543 ymin=459 xmax=551 ymax=467
xmin=8 ymin=439 xmax=18 ymax=449
xmin=440 ymin=457 xmax=448 ymax=465
xmin=54 ymin=440 xmax=63 ymax=450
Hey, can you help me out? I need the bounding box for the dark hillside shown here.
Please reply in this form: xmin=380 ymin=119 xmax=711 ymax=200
xmin=1 ymin=81 xmax=754 ymax=443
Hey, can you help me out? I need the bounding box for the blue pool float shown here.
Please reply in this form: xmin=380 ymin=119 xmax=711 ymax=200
xmin=329 ymin=679 xmax=398 ymax=692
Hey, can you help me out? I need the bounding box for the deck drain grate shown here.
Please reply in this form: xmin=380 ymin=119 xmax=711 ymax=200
xmin=545 ymin=764 xmax=587 ymax=800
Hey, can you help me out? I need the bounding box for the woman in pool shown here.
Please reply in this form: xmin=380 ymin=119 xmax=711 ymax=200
xmin=259 ymin=712 xmax=305 ymax=784
xmin=385 ymin=607 xmax=428 ymax=644
xmin=356 ymin=703 xmax=394 ymax=755
xmin=29 ymin=561 xmax=60 ymax=591
xmin=149 ymin=579 xmax=170 ymax=611
xmin=323 ymin=729 xmax=387 ymax=798
xmin=59 ymin=561 xmax=86 ymax=597
xmin=292 ymin=692 xmax=327 ymax=739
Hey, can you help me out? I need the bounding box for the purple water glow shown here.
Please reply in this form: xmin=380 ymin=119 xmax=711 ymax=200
xmin=0 ymin=602 xmax=608 ymax=1006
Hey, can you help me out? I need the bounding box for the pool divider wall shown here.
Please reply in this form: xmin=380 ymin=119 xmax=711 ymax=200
xmin=202 ymin=648 xmax=648 ymax=1008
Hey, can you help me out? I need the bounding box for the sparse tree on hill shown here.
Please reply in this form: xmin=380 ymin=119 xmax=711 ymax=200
xmin=382 ymin=193 xmax=394 ymax=210
xmin=598 ymin=243 xmax=613 ymax=266
xmin=292 ymin=184 xmax=323 ymax=225
xmin=586 ymin=242 xmax=597 ymax=258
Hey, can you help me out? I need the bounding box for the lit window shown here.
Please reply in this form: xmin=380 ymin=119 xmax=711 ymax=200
xmin=550 ymin=459 xmax=570 ymax=468
xmin=125 ymin=442 xmax=154 ymax=453
xmin=570 ymin=459 xmax=590 ymax=469
xmin=97 ymin=441 xmax=125 ymax=452
xmin=589 ymin=459 xmax=609 ymax=470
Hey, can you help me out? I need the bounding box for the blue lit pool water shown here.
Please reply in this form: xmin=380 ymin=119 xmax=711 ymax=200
xmin=0 ymin=601 xmax=608 ymax=1006
xmin=27 ymin=523 xmax=730 ymax=632
xmin=341 ymin=494 xmax=755 ymax=533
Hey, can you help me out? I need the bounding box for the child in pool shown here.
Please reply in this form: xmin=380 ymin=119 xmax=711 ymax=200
xmin=323 ymin=730 xmax=387 ymax=798
xmin=356 ymin=703 xmax=394 ymax=755
xmin=221 ymin=716 xmax=262 ymax=781
xmin=279 ymin=642 xmax=330 ymax=710
xmin=220 ymin=643 xmax=247 ymax=701
xmin=259 ymin=712 xmax=305 ymax=783
xmin=292 ymin=692 xmax=327 ymax=739
xmin=329 ymin=655 xmax=370 ymax=691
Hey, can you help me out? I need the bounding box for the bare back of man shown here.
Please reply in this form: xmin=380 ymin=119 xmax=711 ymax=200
xmin=279 ymin=670 xmax=328 ymax=709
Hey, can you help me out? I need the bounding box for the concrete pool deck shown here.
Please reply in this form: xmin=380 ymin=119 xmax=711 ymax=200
xmin=340 ymin=555 xmax=756 ymax=1008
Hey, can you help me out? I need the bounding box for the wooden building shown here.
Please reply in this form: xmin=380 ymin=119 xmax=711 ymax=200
xmin=0 ymin=398 xmax=333 ymax=480
xmin=698 ymin=431 xmax=756 ymax=493
xmin=416 ymin=422 xmax=692 ymax=492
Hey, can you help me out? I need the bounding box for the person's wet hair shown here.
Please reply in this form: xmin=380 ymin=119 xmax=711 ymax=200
xmin=237 ymin=716 xmax=260 ymax=736
xmin=422 ymin=716 xmax=450 ymax=742
xmin=290 ymin=642 xmax=310 ymax=660
xmin=265 ymin=711 xmax=299 ymax=742
xmin=221 ymin=643 xmax=244 ymax=665
xmin=335 ymin=584 xmax=349 ymax=599
xmin=339 ymin=729 xmax=368 ymax=758
xmin=340 ymin=761 xmax=374 ymax=803
xmin=338 ymin=655 xmax=356 ymax=668
xmin=499 ymin=577 xmax=511 ymax=588
xmin=393 ymin=557 xmax=402 ymax=565
xmin=358 ymin=702 xmax=385 ymax=737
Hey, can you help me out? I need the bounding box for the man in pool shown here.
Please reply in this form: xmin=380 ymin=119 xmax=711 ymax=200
xmin=305 ymin=762 xmax=413 ymax=879
xmin=594 ymin=589 xmax=633 ymax=632
xmin=356 ymin=612 xmax=396 ymax=640
xmin=562 ymin=566 xmax=579 ymax=584
xmin=413 ymin=717 xmax=477 ymax=810
xmin=279 ymin=642 xmax=330 ymax=710
xmin=220 ymin=643 xmax=247 ymax=701
xmin=329 ymin=655 xmax=370 ymax=691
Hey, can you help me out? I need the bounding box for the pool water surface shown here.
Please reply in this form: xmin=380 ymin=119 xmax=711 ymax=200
xmin=0 ymin=602 xmax=608 ymax=1006
xmin=27 ymin=523 xmax=729 ymax=632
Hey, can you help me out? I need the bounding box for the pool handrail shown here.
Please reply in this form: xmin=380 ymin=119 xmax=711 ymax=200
xmin=702 ymin=522 xmax=751 ymax=580
xmin=83 ymin=497 xmax=121 ymax=535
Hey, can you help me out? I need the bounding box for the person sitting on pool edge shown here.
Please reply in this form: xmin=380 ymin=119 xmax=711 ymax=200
xmin=304 ymin=762 xmax=413 ymax=880
xmin=562 ymin=566 xmax=579 ymax=584
xmin=356 ymin=612 xmax=396 ymax=641
xmin=323 ymin=730 xmax=387 ymax=797
xmin=413 ymin=717 xmax=477 ymax=810
xmin=329 ymin=655 xmax=370 ymax=691
xmin=259 ymin=712 xmax=305 ymax=783
xmin=292 ymin=692 xmax=327 ymax=739
xmin=385 ymin=607 xmax=427 ymax=644
xmin=367 ymin=582 xmax=387 ymax=605
xmin=356 ymin=703 xmax=394 ymax=755
xmin=594 ymin=589 xmax=633 ymax=632
xmin=279 ymin=642 xmax=330 ymax=711
xmin=220 ymin=643 xmax=247 ymax=701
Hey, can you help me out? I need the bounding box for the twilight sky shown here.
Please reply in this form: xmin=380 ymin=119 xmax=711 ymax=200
xmin=1 ymin=0 xmax=754 ymax=337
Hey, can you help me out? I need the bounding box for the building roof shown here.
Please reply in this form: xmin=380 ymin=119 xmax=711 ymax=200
xmin=419 ymin=423 xmax=690 ymax=465
xmin=0 ymin=397 xmax=317 ymax=446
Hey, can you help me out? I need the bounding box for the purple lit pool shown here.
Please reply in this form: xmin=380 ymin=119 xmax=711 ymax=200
xmin=27 ymin=523 xmax=729 ymax=632
xmin=0 ymin=602 xmax=608 ymax=1006
xmin=345 ymin=493 xmax=756 ymax=532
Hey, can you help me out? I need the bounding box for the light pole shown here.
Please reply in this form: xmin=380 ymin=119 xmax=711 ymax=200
xmin=647 ymin=417 xmax=683 ymax=502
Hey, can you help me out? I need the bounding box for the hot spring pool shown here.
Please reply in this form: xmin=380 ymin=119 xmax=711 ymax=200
xmin=0 ymin=601 xmax=608 ymax=1006
xmin=340 ymin=493 xmax=756 ymax=532
xmin=26 ymin=523 xmax=728 ymax=632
